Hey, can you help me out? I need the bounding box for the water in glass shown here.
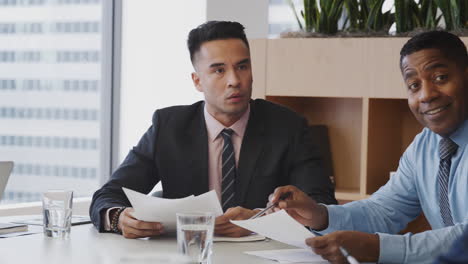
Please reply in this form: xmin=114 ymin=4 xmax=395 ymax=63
xmin=43 ymin=206 xmax=72 ymax=238
xmin=178 ymin=224 xmax=213 ymax=263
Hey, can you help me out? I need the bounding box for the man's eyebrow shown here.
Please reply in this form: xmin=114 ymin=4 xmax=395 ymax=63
xmin=209 ymin=58 xmax=250 ymax=68
xmin=209 ymin=62 xmax=225 ymax=68
xmin=403 ymin=70 xmax=417 ymax=81
xmin=424 ymin=62 xmax=448 ymax=71
xmin=236 ymin=58 xmax=250 ymax=65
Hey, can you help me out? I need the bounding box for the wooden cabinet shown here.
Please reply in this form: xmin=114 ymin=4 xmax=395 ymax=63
xmin=249 ymin=37 xmax=467 ymax=201
xmin=266 ymin=96 xmax=365 ymax=200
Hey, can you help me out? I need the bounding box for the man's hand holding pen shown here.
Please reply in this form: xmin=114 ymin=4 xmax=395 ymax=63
xmin=268 ymin=185 xmax=379 ymax=264
xmin=268 ymin=185 xmax=329 ymax=230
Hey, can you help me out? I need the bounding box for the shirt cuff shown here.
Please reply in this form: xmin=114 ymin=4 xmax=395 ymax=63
xmin=103 ymin=207 xmax=120 ymax=231
xmin=377 ymin=233 xmax=405 ymax=264
xmin=315 ymin=204 xmax=341 ymax=234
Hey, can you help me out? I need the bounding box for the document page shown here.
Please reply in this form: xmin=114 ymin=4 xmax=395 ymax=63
xmin=0 ymin=225 xmax=42 ymax=238
xmin=231 ymin=209 xmax=315 ymax=249
xmin=123 ymin=188 xmax=223 ymax=231
xmin=245 ymin=249 xmax=327 ymax=263
xmin=213 ymin=233 xmax=265 ymax=242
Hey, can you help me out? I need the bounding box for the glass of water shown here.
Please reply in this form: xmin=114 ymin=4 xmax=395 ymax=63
xmin=176 ymin=212 xmax=215 ymax=264
xmin=42 ymin=190 xmax=73 ymax=239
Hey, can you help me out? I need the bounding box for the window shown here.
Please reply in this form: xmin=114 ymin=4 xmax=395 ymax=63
xmin=268 ymin=0 xmax=301 ymax=37
xmin=0 ymin=0 xmax=112 ymax=204
xmin=119 ymin=1 xmax=205 ymax=162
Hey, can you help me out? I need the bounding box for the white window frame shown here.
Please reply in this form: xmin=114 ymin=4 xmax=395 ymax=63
xmin=0 ymin=0 xmax=120 ymax=215
xmin=0 ymin=0 xmax=271 ymax=216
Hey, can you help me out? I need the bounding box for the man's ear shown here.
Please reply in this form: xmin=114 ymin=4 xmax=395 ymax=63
xmin=192 ymin=72 xmax=203 ymax=92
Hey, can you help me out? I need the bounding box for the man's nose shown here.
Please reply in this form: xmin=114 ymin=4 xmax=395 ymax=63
xmin=419 ymin=80 xmax=439 ymax=103
xmin=227 ymin=69 xmax=241 ymax=88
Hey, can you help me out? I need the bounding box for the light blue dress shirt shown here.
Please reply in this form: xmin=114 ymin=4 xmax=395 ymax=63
xmin=321 ymin=120 xmax=468 ymax=264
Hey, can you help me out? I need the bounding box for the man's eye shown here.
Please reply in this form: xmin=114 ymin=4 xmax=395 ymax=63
xmin=215 ymin=68 xmax=224 ymax=74
xmin=408 ymin=82 xmax=420 ymax=91
xmin=238 ymin=65 xmax=247 ymax=70
xmin=434 ymin=74 xmax=448 ymax=82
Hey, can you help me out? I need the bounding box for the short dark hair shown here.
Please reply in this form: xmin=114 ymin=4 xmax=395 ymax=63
xmin=187 ymin=21 xmax=249 ymax=64
xmin=400 ymin=31 xmax=468 ymax=69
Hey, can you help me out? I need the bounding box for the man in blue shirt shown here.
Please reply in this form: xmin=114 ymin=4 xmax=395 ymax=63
xmin=269 ymin=31 xmax=468 ymax=263
xmin=434 ymin=227 xmax=468 ymax=264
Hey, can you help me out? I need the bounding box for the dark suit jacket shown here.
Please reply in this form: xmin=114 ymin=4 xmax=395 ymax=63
xmin=90 ymin=99 xmax=337 ymax=231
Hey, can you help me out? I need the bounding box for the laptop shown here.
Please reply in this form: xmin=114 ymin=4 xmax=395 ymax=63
xmin=0 ymin=161 xmax=91 ymax=226
xmin=0 ymin=162 xmax=29 ymax=235
xmin=0 ymin=161 xmax=13 ymax=200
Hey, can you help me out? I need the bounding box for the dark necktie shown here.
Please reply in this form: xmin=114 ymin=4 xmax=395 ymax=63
xmin=221 ymin=128 xmax=236 ymax=212
xmin=438 ymin=138 xmax=458 ymax=226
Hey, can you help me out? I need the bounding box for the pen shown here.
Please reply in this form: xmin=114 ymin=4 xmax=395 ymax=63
xmin=339 ymin=247 xmax=360 ymax=264
xmin=311 ymin=230 xmax=360 ymax=264
xmin=249 ymin=192 xmax=292 ymax=219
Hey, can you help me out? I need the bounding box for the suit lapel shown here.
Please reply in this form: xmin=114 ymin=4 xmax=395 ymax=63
xmin=184 ymin=103 xmax=209 ymax=196
xmin=237 ymin=101 xmax=265 ymax=205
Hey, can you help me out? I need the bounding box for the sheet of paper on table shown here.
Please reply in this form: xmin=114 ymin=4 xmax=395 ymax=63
xmin=123 ymin=188 xmax=223 ymax=232
xmin=0 ymin=222 xmax=27 ymax=234
xmin=231 ymin=210 xmax=327 ymax=263
xmin=214 ymin=233 xmax=265 ymax=242
xmin=0 ymin=224 xmax=42 ymax=238
xmin=245 ymin=249 xmax=328 ymax=263
xmin=12 ymin=215 xmax=91 ymax=226
xmin=231 ymin=209 xmax=315 ymax=249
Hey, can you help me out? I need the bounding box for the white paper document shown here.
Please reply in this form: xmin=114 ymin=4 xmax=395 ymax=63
xmin=0 ymin=224 xmax=42 ymax=238
xmin=123 ymin=188 xmax=223 ymax=231
xmin=231 ymin=210 xmax=315 ymax=249
xmin=214 ymin=233 xmax=266 ymax=242
xmin=245 ymin=249 xmax=327 ymax=263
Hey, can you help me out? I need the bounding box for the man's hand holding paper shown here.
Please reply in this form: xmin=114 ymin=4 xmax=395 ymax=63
xmin=269 ymin=185 xmax=379 ymax=263
xmin=214 ymin=206 xmax=260 ymax=237
xmin=231 ymin=209 xmax=315 ymax=249
xmin=122 ymin=188 xmax=223 ymax=233
xmin=117 ymin=208 xmax=165 ymax=239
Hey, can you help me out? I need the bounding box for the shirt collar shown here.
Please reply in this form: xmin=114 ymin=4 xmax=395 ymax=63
xmin=448 ymin=119 xmax=468 ymax=149
xmin=204 ymin=103 xmax=250 ymax=142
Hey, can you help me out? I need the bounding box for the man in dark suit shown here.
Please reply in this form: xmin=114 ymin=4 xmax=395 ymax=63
xmin=90 ymin=21 xmax=336 ymax=238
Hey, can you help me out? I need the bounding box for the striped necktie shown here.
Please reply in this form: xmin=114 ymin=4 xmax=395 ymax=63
xmin=437 ymin=138 xmax=458 ymax=227
xmin=220 ymin=128 xmax=236 ymax=212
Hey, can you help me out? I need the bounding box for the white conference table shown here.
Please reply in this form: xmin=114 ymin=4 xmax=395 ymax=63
xmin=0 ymin=223 xmax=303 ymax=264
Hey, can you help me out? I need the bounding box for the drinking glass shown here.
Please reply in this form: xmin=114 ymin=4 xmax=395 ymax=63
xmin=42 ymin=190 xmax=73 ymax=239
xmin=176 ymin=212 xmax=214 ymax=264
